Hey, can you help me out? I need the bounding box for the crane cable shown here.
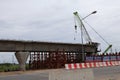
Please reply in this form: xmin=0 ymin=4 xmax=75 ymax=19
xmin=74 ymin=15 xmax=110 ymax=45
xmin=82 ymin=20 xmax=110 ymax=45
xmin=73 ymin=13 xmax=112 ymax=53
xmin=74 ymin=16 xmax=77 ymax=40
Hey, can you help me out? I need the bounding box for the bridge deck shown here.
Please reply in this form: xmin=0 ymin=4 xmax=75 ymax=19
xmin=0 ymin=39 xmax=96 ymax=52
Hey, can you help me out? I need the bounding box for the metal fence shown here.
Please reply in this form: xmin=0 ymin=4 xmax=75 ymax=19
xmin=85 ymin=52 xmax=120 ymax=62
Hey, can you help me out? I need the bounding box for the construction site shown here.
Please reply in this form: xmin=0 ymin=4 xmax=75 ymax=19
xmin=0 ymin=10 xmax=120 ymax=80
xmin=26 ymin=11 xmax=118 ymax=70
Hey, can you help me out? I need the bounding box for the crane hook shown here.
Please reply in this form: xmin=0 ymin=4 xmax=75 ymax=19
xmin=75 ymin=25 xmax=77 ymax=33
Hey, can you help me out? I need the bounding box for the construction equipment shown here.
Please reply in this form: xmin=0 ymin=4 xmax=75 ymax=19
xmin=73 ymin=11 xmax=99 ymax=51
xmin=103 ymin=45 xmax=112 ymax=53
xmin=73 ymin=11 xmax=113 ymax=54
xmin=73 ymin=12 xmax=92 ymax=44
xmin=83 ymin=20 xmax=112 ymax=53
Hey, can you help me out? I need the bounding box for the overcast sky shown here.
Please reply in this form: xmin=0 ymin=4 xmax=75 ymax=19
xmin=0 ymin=0 xmax=120 ymax=63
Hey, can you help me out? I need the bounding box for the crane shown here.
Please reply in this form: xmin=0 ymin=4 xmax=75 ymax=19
xmin=73 ymin=11 xmax=112 ymax=54
xmin=73 ymin=12 xmax=92 ymax=44
xmin=73 ymin=11 xmax=99 ymax=46
xmin=103 ymin=44 xmax=112 ymax=53
xmin=73 ymin=11 xmax=100 ymax=58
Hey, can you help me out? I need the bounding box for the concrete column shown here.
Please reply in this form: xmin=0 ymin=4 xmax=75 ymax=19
xmin=15 ymin=52 xmax=30 ymax=71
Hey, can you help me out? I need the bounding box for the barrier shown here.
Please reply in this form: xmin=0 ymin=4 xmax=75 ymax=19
xmin=85 ymin=52 xmax=120 ymax=62
xmin=65 ymin=61 xmax=120 ymax=69
xmin=49 ymin=69 xmax=94 ymax=80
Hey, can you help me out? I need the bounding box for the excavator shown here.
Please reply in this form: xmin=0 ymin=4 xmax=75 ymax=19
xmin=73 ymin=11 xmax=112 ymax=54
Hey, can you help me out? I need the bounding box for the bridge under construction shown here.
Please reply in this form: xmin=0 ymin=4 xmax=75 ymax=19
xmin=0 ymin=11 xmax=117 ymax=72
xmin=0 ymin=39 xmax=98 ymax=70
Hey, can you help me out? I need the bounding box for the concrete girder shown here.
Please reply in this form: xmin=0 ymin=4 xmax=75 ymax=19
xmin=0 ymin=40 xmax=98 ymax=53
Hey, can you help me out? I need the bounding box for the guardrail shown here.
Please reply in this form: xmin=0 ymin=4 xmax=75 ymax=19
xmin=65 ymin=52 xmax=120 ymax=69
xmin=65 ymin=61 xmax=120 ymax=69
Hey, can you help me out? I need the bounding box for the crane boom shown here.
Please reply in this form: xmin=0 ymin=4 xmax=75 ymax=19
xmin=73 ymin=11 xmax=112 ymax=54
xmin=73 ymin=12 xmax=92 ymax=44
xmin=103 ymin=45 xmax=112 ymax=53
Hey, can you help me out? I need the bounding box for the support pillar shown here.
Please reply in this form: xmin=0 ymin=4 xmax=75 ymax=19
xmin=15 ymin=52 xmax=30 ymax=71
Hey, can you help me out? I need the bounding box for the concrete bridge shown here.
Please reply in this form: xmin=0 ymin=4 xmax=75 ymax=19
xmin=0 ymin=39 xmax=98 ymax=70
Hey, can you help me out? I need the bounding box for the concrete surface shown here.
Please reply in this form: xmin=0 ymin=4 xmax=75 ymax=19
xmin=94 ymin=66 xmax=120 ymax=80
xmin=15 ymin=52 xmax=30 ymax=71
xmin=0 ymin=70 xmax=49 ymax=80
xmin=0 ymin=66 xmax=120 ymax=80
xmin=49 ymin=69 xmax=94 ymax=80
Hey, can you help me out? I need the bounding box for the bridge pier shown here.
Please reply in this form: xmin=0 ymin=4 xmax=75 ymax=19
xmin=15 ymin=52 xmax=30 ymax=71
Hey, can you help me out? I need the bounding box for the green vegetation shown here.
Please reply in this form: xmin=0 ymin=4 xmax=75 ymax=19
xmin=0 ymin=63 xmax=30 ymax=72
xmin=0 ymin=63 xmax=19 ymax=72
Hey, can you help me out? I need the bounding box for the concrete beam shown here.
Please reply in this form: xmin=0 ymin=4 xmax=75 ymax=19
xmin=0 ymin=40 xmax=97 ymax=53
